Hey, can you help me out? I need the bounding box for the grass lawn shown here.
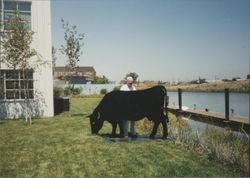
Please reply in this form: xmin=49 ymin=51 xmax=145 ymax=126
xmin=0 ymin=97 xmax=243 ymax=177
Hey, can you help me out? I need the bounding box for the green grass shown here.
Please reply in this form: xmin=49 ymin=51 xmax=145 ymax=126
xmin=0 ymin=97 xmax=243 ymax=177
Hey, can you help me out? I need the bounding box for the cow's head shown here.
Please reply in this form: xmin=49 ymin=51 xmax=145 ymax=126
xmin=88 ymin=110 xmax=104 ymax=134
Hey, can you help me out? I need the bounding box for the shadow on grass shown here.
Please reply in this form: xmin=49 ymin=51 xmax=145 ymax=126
xmin=98 ymin=133 xmax=166 ymax=143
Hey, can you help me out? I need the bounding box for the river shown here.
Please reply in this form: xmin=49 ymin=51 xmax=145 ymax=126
xmin=168 ymin=91 xmax=249 ymax=118
xmin=167 ymin=91 xmax=249 ymax=136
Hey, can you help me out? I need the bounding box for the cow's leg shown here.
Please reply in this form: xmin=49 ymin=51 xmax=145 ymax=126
xmin=111 ymin=122 xmax=117 ymax=137
xmin=161 ymin=118 xmax=168 ymax=139
xmin=166 ymin=111 xmax=169 ymax=123
xmin=150 ymin=121 xmax=160 ymax=139
xmin=118 ymin=121 xmax=124 ymax=138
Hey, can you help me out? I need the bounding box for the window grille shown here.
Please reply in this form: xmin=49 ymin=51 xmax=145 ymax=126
xmin=0 ymin=1 xmax=31 ymax=30
xmin=0 ymin=69 xmax=34 ymax=100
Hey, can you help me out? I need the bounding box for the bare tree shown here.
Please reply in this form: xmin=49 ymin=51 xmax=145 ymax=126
xmin=52 ymin=46 xmax=57 ymax=68
xmin=1 ymin=16 xmax=42 ymax=124
xmin=60 ymin=19 xmax=84 ymax=91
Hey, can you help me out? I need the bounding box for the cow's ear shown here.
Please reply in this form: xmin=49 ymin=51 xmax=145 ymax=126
xmin=97 ymin=112 xmax=101 ymax=120
xmin=87 ymin=114 xmax=92 ymax=118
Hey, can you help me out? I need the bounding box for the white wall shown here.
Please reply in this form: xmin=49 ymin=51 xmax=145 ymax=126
xmin=0 ymin=0 xmax=54 ymax=118
xmin=31 ymin=0 xmax=54 ymax=117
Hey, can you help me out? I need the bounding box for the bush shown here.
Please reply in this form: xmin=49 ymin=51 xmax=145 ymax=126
xmin=64 ymin=86 xmax=83 ymax=96
xmin=72 ymin=87 xmax=83 ymax=95
xmin=138 ymin=114 xmax=250 ymax=176
xmin=100 ymin=88 xmax=108 ymax=95
xmin=113 ymin=86 xmax=121 ymax=91
xmin=189 ymin=80 xmax=199 ymax=84
xmin=64 ymin=87 xmax=71 ymax=96
xmin=54 ymin=87 xmax=64 ymax=98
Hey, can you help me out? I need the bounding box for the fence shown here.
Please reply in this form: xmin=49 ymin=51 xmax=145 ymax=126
xmin=54 ymin=83 xmax=120 ymax=95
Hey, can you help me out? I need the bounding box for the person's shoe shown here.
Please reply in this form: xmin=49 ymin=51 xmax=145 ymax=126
xmin=130 ymin=134 xmax=138 ymax=139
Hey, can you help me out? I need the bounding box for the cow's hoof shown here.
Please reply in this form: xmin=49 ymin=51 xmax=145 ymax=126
xmin=162 ymin=135 xmax=168 ymax=140
xmin=149 ymin=135 xmax=155 ymax=139
xmin=130 ymin=134 xmax=138 ymax=139
xmin=118 ymin=134 xmax=125 ymax=138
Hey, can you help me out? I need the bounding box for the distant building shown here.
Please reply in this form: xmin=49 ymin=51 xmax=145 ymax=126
xmin=69 ymin=76 xmax=88 ymax=84
xmin=54 ymin=66 xmax=96 ymax=83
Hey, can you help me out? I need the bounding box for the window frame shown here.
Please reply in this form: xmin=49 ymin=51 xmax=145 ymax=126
xmin=0 ymin=69 xmax=34 ymax=101
xmin=0 ymin=1 xmax=31 ymax=30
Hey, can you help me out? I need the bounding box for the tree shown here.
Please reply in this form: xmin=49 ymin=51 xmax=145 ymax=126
xmin=52 ymin=46 xmax=57 ymax=68
xmin=52 ymin=46 xmax=57 ymax=78
xmin=1 ymin=15 xmax=42 ymax=124
xmin=60 ymin=19 xmax=84 ymax=90
xmin=125 ymin=72 xmax=139 ymax=83
xmin=0 ymin=20 xmax=3 ymax=67
xmin=95 ymin=75 xmax=109 ymax=84
xmin=1 ymin=17 xmax=37 ymax=69
xmin=198 ymin=77 xmax=207 ymax=84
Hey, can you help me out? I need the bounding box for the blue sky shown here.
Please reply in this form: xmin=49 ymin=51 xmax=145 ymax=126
xmin=51 ymin=0 xmax=250 ymax=82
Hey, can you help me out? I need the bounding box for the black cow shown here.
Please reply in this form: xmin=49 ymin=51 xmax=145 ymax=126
xmin=88 ymin=85 xmax=169 ymax=139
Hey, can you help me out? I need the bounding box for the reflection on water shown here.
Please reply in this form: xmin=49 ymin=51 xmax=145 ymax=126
xmin=181 ymin=115 xmax=249 ymax=138
xmin=168 ymin=91 xmax=250 ymax=117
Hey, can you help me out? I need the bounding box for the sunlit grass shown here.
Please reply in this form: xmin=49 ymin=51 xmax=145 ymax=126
xmin=0 ymin=97 xmax=245 ymax=177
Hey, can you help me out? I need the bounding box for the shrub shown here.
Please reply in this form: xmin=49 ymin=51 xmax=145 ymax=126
xmin=63 ymin=86 xmax=83 ymax=96
xmin=200 ymin=127 xmax=249 ymax=175
xmin=138 ymin=114 xmax=250 ymax=176
xmin=54 ymin=87 xmax=64 ymax=98
xmin=113 ymin=86 xmax=121 ymax=91
xmin=100 ymin=88 xmax=108 ymax=95
xmin=64 ymin=87 xmax=71 ymax=96
xmin=72 ymin=87 xmax=83 ymax=95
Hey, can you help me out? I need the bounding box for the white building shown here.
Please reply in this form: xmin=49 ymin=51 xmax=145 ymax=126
xmin=0 ymin=0 xmax=54 ymax=118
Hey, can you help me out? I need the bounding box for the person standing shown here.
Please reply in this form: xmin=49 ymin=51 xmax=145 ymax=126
xmin=120 ymin=76 xmax=137 ymax=138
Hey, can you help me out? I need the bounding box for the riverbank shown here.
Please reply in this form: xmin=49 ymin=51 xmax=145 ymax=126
xmin=137 ymin=80 xmax=250 ymax=93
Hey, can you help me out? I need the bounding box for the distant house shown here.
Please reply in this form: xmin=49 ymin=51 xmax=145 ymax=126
xmin=69 ymin=76 xmax=88 ymax=84
xmin=0 ymin=0 xmax=54 ymax=119
xmin=54 ymin=66 xmax=96 ymax=84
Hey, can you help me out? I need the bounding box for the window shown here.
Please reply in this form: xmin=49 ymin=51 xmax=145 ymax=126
xmin=0 ymin=3 xmax=2 ymax=29
xmin=0 ymin=72 xmax=4 ymax=99
xmin=0 ymin=69 xmax=34 ymax=100
xmin=0 ymin=1 xmax=31 ymax=30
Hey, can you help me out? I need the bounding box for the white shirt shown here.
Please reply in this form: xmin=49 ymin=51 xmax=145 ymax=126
xmin=120 ymin=84 xmax=136 ymax=91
